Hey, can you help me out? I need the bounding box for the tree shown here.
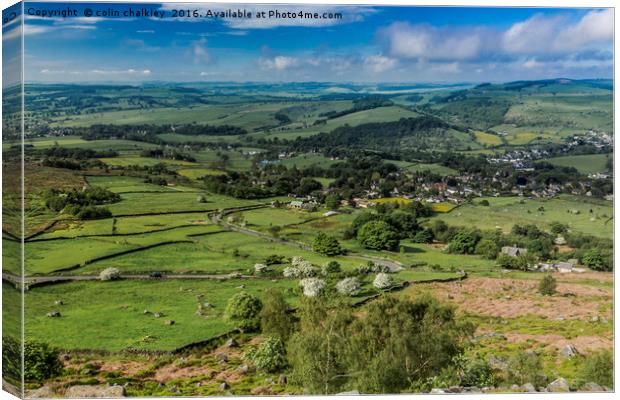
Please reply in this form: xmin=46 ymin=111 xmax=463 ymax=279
xmin=345 ymin=296 xmax=474 ymax=393
xmin=357 ymin=220 xmax=399 ymax=251
xmin=24 ymin=340 xmax=63 ymax=382
xmin=325 ymin=194 xmax=340 ymax=210
xmin=373 ymin=273 xmax=394 ymax=290
xmin=448 ymin=230 xmax=479 ymax=254
xmin=260 ymin=289 xmax=295 ymax=341
xmin=322 ymin=261 xmax=341 ymax=275
xmin=386 ymin=211 xmax=419 ymax=238
xmin=225 ymin=292 xmax=263 ymax=332
xmin=538 ymin=274 xmax=557 ymax=296
xmin=336 ymin=277 xmax=361 ymax=296
xmin=313 ymin=232 xmax=344 ymax=256
xmin=582 ymin=249 xmax=607 ymax=271
xmin=300 ymin=278 xmax=326 ymax=297
xmin=413 ymin=229 xmax=433 ymax=244
xmin=99 ymin=267 xmax=120 ymax=281
xmin=550 ymin=221 xmax=568 ymax=235
xmin=287 ymin=297 xmax=351 ymax=394
xmin=475 ymin=239 xmax=499 ymax=259
xmin=580 ymin=350 xmax=613 ymax=388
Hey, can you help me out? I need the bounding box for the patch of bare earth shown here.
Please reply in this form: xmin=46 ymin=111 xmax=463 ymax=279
xmin=503 ymin=333 xmax=612 ymax=354
xmin=410 ymin=277 xmax=612 ymax=319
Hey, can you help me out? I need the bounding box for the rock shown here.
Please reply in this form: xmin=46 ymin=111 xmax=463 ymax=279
xmin=236 ymin=364 xmax=249 ymax=374
xmin=582 ymin=382 xmax=604 ymax=392
xmin=591 ymin=315 xmax=600 ymax=322
xmin=559 ymin=344 xmax=579 ymax=358
xmin=446 ymin=386 xmax=463 ymax=393
xmin=336 ymin=390 xmax=360 ymax=395
xmin=169 ymin=385 xmax=178 ymax=393
xmin=27 ymin=386 xmax=54 ymax=398
xmin=264 ymin=378 xmax=275 ymax=385
xmin=65 ymin=385 xmax=125 ymax=398
xmin=219 ymin=382 xmax=230 ymax=391
xmin=46 ymin=311 xmax=61 ymax=317
xmin=236 ymin=285 xmax=246 ymax=289
xmin=254 ymin=264 xmax=269 ymax=274
xmin=224 ymin=338 xmax=238 ymax=348
xmin=278 ymin=375 xmax=287 ymax=385
xmin=430 ymin=388 xmax=446 ymax=394
xmin=522 ymin=383 xmax=537 ymax=392
xmin=215 ymin=352 xmax=228 ymax=363
xmin=204 ymin=303 xmax=215 ymax=308
xmin=164 ymin=320 xmax=175 ymax=325
xmin=487 ymin=355 xmax=509 ymax=371
xmin=462 ymin=387 xmax=481 ymax=393
xmin=555 ymin=315 xmax=565 ymax=321
xmin=510 ymin=384 xmax=520 ymax=391
xmin=547 ymin=377 xmax=570 ymax=392
xmin=153 ymin=312 xmax=163 ymax=318
xmin=54 ymin=300 xmax=64 ymax=306
xmin=251 ymin=386 xmax=273 ymax=395
xmin=143 ymin=309 xmax=150 ymax=314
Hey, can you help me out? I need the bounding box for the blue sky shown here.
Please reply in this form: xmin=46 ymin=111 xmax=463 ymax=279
xmin=2 ymin=3 xmax=614 ymax=84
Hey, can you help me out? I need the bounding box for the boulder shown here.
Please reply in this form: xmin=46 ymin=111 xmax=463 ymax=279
xmin=164 ymin=320 xmax=175 ymax=326
xmin=429 ymin=388 xmax=446 ymax=394
xmin=336 ymin=390 xmax=360 ymax=395
xmin=224 ymin=338 xmax=238 ymax=348
xmin=278 ymin=375 xmax=287 ymax=385
xmin=54 ymin=300 xmax=64 ymax=306
xmin=46 ymin=311 xmax=61 ymax=318
xmin=216 ymin=352 xmax=228 ymax=363
xmin=581 ymin=382 xmax=604 ymax=392
xmin=510 ymin=384 xmax=520 ymax=391
xmin=65 ymin=385 xmax=125 ymax=398
xmin=547 ymin=378 xmax=570 ymax=392
xmin=219 ymin=382 xmax=230 ymax=391
xmin=153 ymin=312 xmax=163 ymax=318
xmin=522 ymin=383 xmax=537 ymax=392
xmin=559 ymin=344 xmax=579 ymax=358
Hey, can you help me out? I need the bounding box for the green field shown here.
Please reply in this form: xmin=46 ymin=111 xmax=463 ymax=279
xmin=22 ymin=279 xmax=299 ymax=351
xmin=545 ymin=153 xmax=612 ymax=174
xmin=99 ymin=156 xmax=197 ymax=167
xmin=434 ymin=195 xmax=613 ymax=238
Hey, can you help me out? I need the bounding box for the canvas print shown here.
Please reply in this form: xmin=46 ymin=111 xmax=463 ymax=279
xmin=1 ymin=2 xmax=614 ymax=397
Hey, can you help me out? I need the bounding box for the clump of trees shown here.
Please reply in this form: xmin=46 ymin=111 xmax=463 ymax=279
xmin=43 ymin=187 xmax=119 ymax=220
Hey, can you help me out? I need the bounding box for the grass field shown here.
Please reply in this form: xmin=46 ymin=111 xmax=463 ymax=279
xmin=86 ymin=175 xmax=200 ymax=194
xmin=99 ymin=156 xmax=197 ymax=167
xmin=177 ymin=168 xmax=226 ymax=180
xmin=106 ymin=192 xmax=254 ymax=215
xmin=22 ymin=279 xmax=299 ymax=351
xmin=403 ymin=163 xmax=458 ymax=175
xmin=545 ymin=153 xmax=612 ymax=174
xmin=474 ymin=131 xmax=503 ymax=147
xmin=433 ymin=195 xmax=612 ymax=238
xmin=25 ymin=225 xmax=224 ymax=275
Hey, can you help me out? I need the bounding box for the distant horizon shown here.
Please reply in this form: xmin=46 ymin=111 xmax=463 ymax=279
xmin=3 ymin=4 xmax=613 ymax=87
xmin=14 ymin=77 xmax=616 ymax=87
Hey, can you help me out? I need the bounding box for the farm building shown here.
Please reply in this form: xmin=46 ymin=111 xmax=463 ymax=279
xmin=501 ymin=246 xmax=528 ymax=257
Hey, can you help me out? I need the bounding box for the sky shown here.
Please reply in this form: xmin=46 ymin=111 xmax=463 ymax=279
xmin=2 ymin=3 xmax=614 ymax=85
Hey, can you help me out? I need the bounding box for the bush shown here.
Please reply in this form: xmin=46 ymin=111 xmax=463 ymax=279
xmin=475 ymin=239 xmax=499 ymax=259
xmin=283 ymin=267 xmax=301 ymax=278
xmin=299 ymin=278 xmax=326 ymax=297
xmin=248 ymin=337 xmax=288 ymax=372
xmin=459 ymin=356 xmax=496 ymax=388
xmin=99 ymin=267 xmax=120 ymax=281
xmin=580 ymin=350 xmax=613 ymax=388
xmin=538 ymin=274 xmax=557 ymax=296
xmin=225 ymin=292 xmax=263 ymax=332
xmin=413 ymin=229 xmax=433 ymax=244
xmin=582 ymin=249 xmax=609 ymax=271
xmin=254 ymin=263 xmax=269 ymax=274
xmin=357 ymin=220 xmax=399 ymax=251
xmin=260 ymin=289 xmax=295 ymax=341
xmin=322 ymin=261 xmax=341 ymax=275
xmin=448 ymin=230 xmax=479 ymax=254
xmin=373 ymin=273 xmax=394 ymax=290
xmin=297 ymin=261 xmax=319 ymax=277
xmin=24 ymin=340 xmax=63 ymax=382
xmin=507 ymin=351 xmax=545 ymax=387
xmin=336 ymin=277 xmax=361 ymax=296
xmin=312 ymin=232 xmax=343 ymax=256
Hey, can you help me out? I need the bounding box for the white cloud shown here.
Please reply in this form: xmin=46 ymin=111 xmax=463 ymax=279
xmin=381 ymin=22 xmax=484 ymax=61
xmin=258 ymin=55 xmax=299 ymax=71
xmin=363 ymin=54 xmax=397 ymax=73
xmin=502 ymin=9 xmax=613 ymax=55
xmin=137 ymin=29 xmax=155 ymax=34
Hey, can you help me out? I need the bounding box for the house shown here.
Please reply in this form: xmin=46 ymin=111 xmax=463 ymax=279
xmin=501 ymin=246 xmax=527 ymax=257
xmin=288 ymin=201 xmax=304 ymax=209
xmin=555 ymin=262 xmax=573 ymax=273
xmin=323 ymin=211 xmax=338 ymax=217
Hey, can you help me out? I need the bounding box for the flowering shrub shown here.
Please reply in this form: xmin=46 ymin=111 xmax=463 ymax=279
xmin=99 ymin=267 xmax=120 ymax=281
xmin=248 ymin=336 xmax=288 ymax=372
xmin=283 ymin=267 xmax=300 ymax=278
xmin=373 ymin=273 xmax=394 ymax=290
xmin=299 ymin=278 xmax=326 ymax=297
xmin=336 ymin=277 xmax=361 ymax=296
